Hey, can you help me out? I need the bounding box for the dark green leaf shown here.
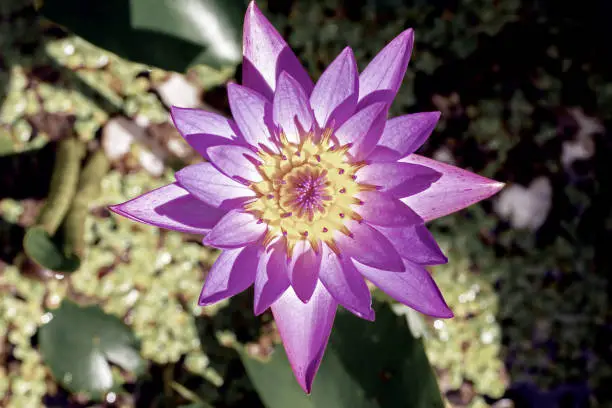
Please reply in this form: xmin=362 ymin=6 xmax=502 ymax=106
xmin=240 ymin=303 xmax=444 ymax=408
xmin=40 ymin=0 xmax=246 ymax=72
xmin=23 ymin=226 xmax=80 ymax=273
xmin=39 ymin=300 xmax=145 ymax=399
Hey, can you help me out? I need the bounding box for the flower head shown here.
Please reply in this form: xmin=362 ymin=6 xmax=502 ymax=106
xmin=110 ymin=1 xmax=504 ymax=393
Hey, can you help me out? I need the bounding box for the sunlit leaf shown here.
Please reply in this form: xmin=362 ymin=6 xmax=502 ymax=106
xmin=40 ymin=0 xmax=246 ymax=72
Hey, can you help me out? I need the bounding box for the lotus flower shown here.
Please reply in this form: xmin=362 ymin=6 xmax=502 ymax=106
xmin=110 ymin=1 xmax=504 ymax=393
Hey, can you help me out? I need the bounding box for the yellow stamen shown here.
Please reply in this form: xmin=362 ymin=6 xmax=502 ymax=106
xmin=245 ymin=129 xmax=368 ymax=252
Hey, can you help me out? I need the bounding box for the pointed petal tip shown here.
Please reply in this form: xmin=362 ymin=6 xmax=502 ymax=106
xmin=272 ymin=284 xmax=336 ymax=396
xmin=429 ymin=296 xmax=454 ymax=319
xmin=400 ymin=155 xmax=506 ymax=221
xmin=243 ymin=0 xmax=313 ymax=97
xmin=199 ymin=290 xmax=239 ymax=307
xmin=425 ymin=285 xmax=454 ymax=319
xmin=479 ymin=180 xmax=506 ymax=199
xmin=169 ymin=104 xmax=190 ymax=114
xmin=107 ymin=203 xmax=129 ymax=220
xmin=413 ymin=110 xmax=441 ymax=127
xmin=302 ymin=383 xmax=313 ymax=394
xmin=106 ymin=183 xmax=227 ymax=235
xmin=197 ymin=296 xmax=213 ymax=307
xmin=198 ymin=282 xmax=219 ymax=306
xmin=339 ymin=46 xmax=354 ymax=57
xmin=399 ymin=27 xmax=415 ymax=41
xmin=310 ymin=46 xmax=358 ymax=128
xmin=169 ymin=105 xmax=197 ymax=120
xmin=358 ymin=27 xmax=415 ymax=107
xmin=245 ymin=0 xmax=262 ymax=21
xmin=247 ymin=0 xmax=259 ymax=13
xmin=253 ymin=304 xmax=266 ymax=316
xmin=430 ymin=306 xmax=454 ymax=319
xmin=198 ymin=294 xmax=226 ymax=307
xmin=297 ymin=365 xmax=317 ymax=394
xmin=277 ymin=70 xmax=312 ymax=98
xmin=295 ymin=290 xmax=313 ymax=304
xmin=107 ymin=202 xmax=130 ymax=219
xmin=359 ymin=308 xmax=376 ymax=321
xmin=388 ymin=28 xmax=415 ymax=52
xmin=492 ymin=181 xmax=507 ymax=191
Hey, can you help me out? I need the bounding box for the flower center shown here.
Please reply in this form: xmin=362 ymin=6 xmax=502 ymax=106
xmin=279 ymin=165 xmax=332 ymax=220
xmin=245 ymin=129 xmax=374 ymax=255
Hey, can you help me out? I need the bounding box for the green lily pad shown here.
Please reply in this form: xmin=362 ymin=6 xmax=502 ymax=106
xmin=23 ymin=226 xmax=81 ymax=273
xmin=40 ymin=0 xmax=245 ymax=72
xmin=240 ymin=302 xmax=445 ymax=408
xmin=39 ymin=300 xmax=145 ymax=398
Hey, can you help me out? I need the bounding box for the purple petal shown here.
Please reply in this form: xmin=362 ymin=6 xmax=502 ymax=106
xmin=288 ymin=240 xmax=322 ymax=303
xmin=199 ymin=245 xmax=261 ymax=305
xmin=170 ymin=106 xmax=241 ymax=160
xmin=353 ymin=258 xmax=453 ymax=318
xmin=310 ymin=47 xmax=358 ymax=129
xmin=355 ymin=162 xmax=441 ymax=198
xmin=271 ymin=282 xmax=336 ymax=393
xmin=401 ymin=154 xmax=505 ymax=221
xmin=254 ymin=239 xmax=290 ymax=315
xmin=368 ymin=112 xmax=441 ymax=162
xmin=358 ymin=29 xmax=414 ymax=108
xmin=202 ymin=210 xmax=267 ymax=249
xmin=335 ymin=102 xmax=387 ymax=160
xmin=175 ymin=162 xmax=255 ymax=210
xmin=170 ymin=106 xmax=235 ymax=137
xmin=334 ymin=220 xmax=404 ymax=272
xmin=227 ymin=83 xmax=277 ymax=152
xmin=109 ymin=183 xmax=224 ymax=234
xmin=319 ymin=244 xmax=374 ymax=320
xmin=273 ymin=72 xmax=315 ymax=144
xmin=354 ymin=191 xmax=422 ymax=227
xmin=242 ymin=1 xmax=313 ymax=100
xmin=207 ymin=144 xmax=263 ymax=183
xmin=375 ymin=224 xmax=448 ymax=265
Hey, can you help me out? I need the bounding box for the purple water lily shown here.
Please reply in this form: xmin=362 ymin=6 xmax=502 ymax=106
xmin=110 ymin=1 xmax=504 ymax=393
